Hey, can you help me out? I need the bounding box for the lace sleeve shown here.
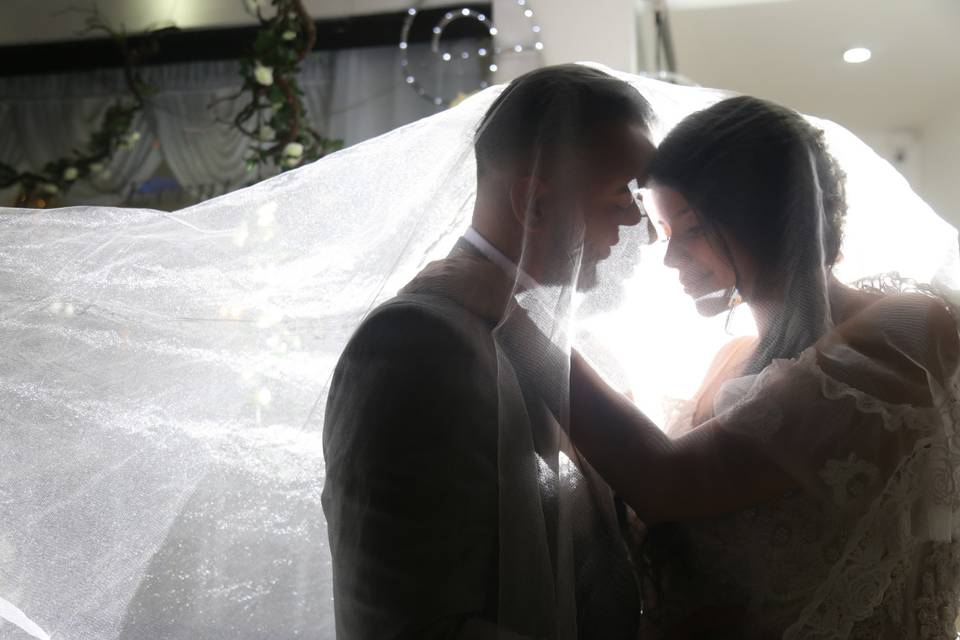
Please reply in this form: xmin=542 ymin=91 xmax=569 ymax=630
xmin=704 ymin=305 xmax=960 ymax=638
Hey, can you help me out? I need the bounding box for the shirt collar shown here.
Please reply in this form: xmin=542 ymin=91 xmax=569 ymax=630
xmin=462 ymin=226 xmax=540 ymax=290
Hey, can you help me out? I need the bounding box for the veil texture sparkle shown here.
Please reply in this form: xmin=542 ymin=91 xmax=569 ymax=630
xmin=0 ymin=64 xmax=957 ymax=640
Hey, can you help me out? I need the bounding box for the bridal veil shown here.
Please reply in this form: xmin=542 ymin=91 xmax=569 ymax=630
xmin=0 ymin=64 xmax=957 ymax=638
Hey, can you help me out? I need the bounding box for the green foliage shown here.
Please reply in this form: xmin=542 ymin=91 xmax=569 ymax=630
xmin=1 ymin=7 xmax=158 ymax=206
xmin=232 ymin=0 xmax=342 ymax=177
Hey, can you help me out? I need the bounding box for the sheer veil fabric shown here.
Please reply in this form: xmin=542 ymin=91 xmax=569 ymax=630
xmin=0 ymin=63 xmax=957 ymax=639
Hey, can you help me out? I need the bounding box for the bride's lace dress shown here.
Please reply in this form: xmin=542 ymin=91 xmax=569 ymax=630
xmin=647 ymin=307 xmax=960 ymax=639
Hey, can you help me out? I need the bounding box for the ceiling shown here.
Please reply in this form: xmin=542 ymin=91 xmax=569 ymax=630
xmin=666 ymin=0 xmax=960 ymax=133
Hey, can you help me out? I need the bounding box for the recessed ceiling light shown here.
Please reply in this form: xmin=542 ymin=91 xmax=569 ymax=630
xmin=843 ymin=47 xmax=872 ymax=64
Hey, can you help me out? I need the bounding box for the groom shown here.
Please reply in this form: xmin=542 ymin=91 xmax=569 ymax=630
xmin=322 ymin=65 xmax=656 ymax=639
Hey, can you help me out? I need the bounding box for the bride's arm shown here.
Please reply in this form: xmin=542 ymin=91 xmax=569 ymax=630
xmin=569 ymin=350 xmax=796 ymax=523
xmin=570 ymin=294 xmax=960 ymax=524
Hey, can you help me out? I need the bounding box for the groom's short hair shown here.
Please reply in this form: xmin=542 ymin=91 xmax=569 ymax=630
xmin=474 ymin=64 xmax=654 ymax=178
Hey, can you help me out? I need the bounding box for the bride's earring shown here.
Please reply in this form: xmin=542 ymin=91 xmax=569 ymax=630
xmin=724 ymin=287 xmax=742 ymax=334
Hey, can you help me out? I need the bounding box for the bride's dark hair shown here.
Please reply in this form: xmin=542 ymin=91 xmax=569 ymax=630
xmin=648 ymin=96 xmax=848 ymax=373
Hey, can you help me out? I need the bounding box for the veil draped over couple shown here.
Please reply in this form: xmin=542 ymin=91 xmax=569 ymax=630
xmin=1 ymin=63 xmax=959 ymax=640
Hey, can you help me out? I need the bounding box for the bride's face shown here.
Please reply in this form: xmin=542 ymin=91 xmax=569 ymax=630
xmin=648 ymin=185 xmax=742 ymax=299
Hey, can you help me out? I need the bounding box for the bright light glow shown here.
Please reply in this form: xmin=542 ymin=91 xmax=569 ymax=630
xmin=489 ymin=64 xmax=498 ymax=72
xmin=843 ymin=47 xmax=871 ymax=64
xmin=523 ymin=8 xmax=534 ymax=17
xmin=256 ymin=202 xmax=278 ymax=227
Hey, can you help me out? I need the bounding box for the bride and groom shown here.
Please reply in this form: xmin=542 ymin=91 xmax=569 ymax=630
xmin=322 ymin=64 xmax=960 ymax=638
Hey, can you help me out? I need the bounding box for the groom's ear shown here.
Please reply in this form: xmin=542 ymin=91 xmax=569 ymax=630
xmin=509 ymin=176 xmax=550 ymax=232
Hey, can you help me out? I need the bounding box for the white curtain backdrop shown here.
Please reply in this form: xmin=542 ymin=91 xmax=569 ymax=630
xmin=0 ymin=42 xmax=484 ymax=207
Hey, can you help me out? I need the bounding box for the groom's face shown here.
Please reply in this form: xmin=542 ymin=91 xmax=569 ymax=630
xmin=566 ymin=121 xmax=656 ymax=291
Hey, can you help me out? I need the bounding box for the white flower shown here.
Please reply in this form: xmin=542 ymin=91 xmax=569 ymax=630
xmin=282 ymin=30 xmax=297 ymax=41
xmin=283 ymin=156 xmax=301 ymax=168
xmin=254 ymin=62 xmax=274 ymax=86
xmin=89 ymin=162 xmax=104 ymax=174
xmin=244 ymin=0 xmax=261 ymax=14
xmin=41 ymin=183 xmax=59 ymax=194
xmin=258 ymin=125 xmax=276 ymax=141
xmin=283 ymin=142 xmax=304 ymax=158
xmin=63 ymin=167 xmax=78 ymax=181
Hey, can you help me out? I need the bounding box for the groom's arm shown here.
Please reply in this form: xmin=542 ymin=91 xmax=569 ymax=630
xmin=323 ymin=302 xmax=523 ymax=639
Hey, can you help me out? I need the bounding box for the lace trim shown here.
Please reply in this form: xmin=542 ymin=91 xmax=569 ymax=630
xmin=785 ymin=377 xmax=960 ymax=639
xmin=795 ymin=348 xmax=935 ymax=432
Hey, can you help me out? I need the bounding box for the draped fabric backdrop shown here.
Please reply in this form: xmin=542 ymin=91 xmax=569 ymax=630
xmin=0 ymin=42 xmax=485 ymax=208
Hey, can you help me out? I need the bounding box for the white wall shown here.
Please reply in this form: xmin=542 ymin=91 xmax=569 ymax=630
xmin=920 ymin=109 xmax=960 ymax=227
xmin=491 ymin=0 xmax=637 ymax=82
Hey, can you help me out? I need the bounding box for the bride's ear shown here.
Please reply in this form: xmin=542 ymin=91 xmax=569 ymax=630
xmin=509 ymin=176 xmax=549 ymax=232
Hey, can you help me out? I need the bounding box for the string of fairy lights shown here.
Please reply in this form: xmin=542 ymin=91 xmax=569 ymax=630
xmin=399 ymin=1 xmax=544 ymax=107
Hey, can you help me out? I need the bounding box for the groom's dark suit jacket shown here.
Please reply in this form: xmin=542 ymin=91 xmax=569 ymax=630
xmin=322 ymin=240 xmax=640 ymax=639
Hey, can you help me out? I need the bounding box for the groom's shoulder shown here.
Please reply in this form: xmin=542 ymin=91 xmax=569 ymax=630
xmin=345 ymin=292 xmax=490 ymax=362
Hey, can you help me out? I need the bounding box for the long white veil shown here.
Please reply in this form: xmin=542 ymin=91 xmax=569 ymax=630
xmin=0 ymin=65 xmax=956 ymax=639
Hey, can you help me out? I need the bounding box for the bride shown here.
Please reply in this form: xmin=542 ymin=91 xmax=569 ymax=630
xmin=563 ymin=95 xmax=960 ymax=638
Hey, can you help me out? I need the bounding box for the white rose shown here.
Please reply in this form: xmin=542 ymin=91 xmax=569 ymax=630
xmin=254 ymin=62 xmax=274 ymax=86
xmin=63 ymin=167 xmax=79 ymax=181
xmin=282 ymin=30 xmax=297 ymax=41
xmin=41 ymin=183 xmax=59 ymax=194
xmin=89 ymin=162 xmax=104 ymax=174
xmin=283 ymin=142 xmax=304 ymax=158
xmin=258 ymin=125 xmax=276 ymax=141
